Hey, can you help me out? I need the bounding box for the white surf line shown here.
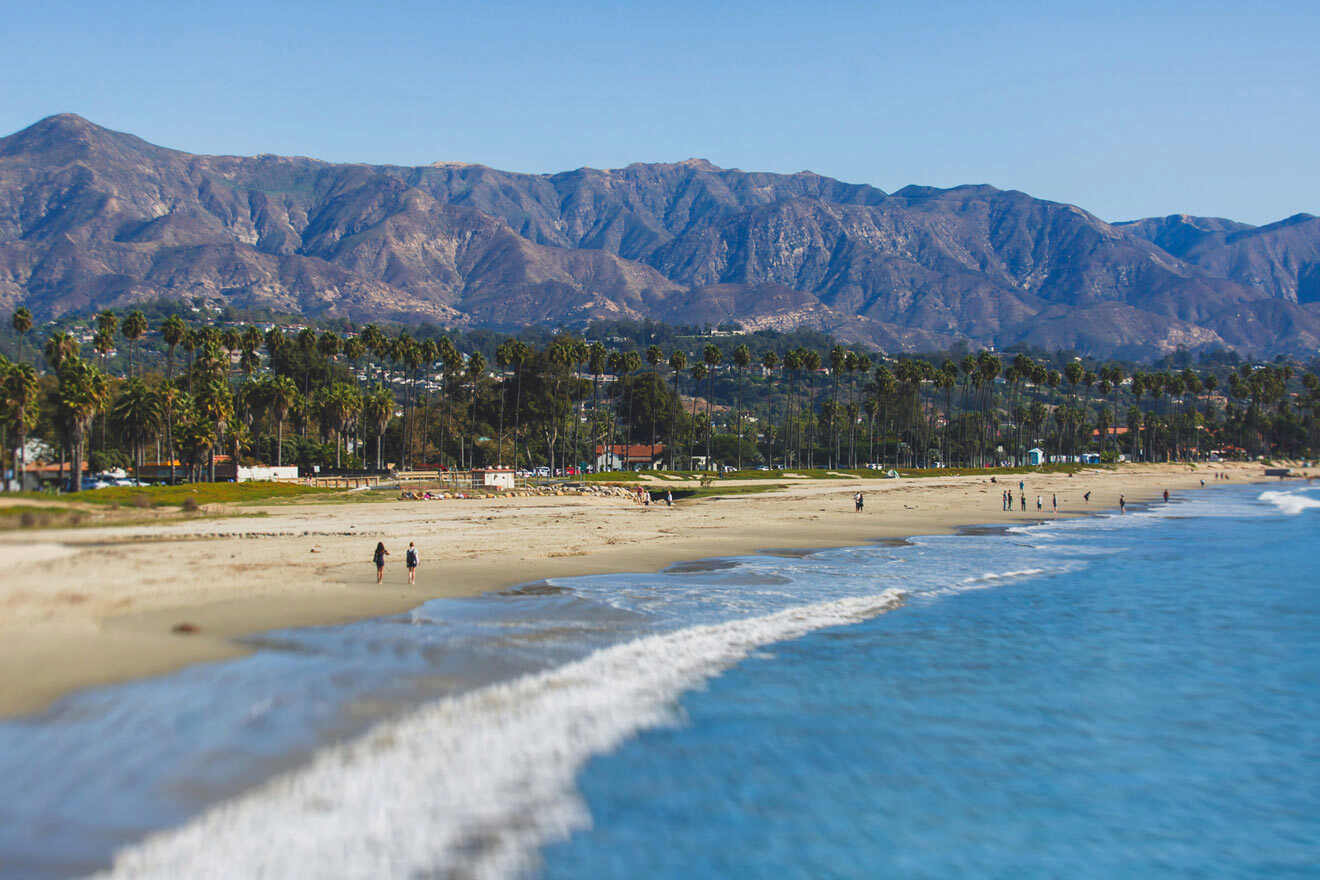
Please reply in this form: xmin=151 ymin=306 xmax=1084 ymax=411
xmin=95 ymin=590 xmax=905 ymax=880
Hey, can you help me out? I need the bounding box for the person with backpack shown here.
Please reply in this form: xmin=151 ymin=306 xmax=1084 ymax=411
xmin=405 ymin=541 xmax=419 ymax=584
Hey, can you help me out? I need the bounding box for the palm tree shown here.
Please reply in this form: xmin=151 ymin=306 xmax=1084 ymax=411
xmin=121 ymin=311 xmax=148 ymax=378
xmin=362 ymin=384 xmax=395 ymax=471
xmin=732 ymin=343 xmax=752 ymax=470
xmin=112 ymin=379 xmax=163 ymax=481
xmin=321 ymin=382 xmax=362 ymax=468
xmin=2 ymin=361 xmax=40 ymax=491
xmin=11 ymin=307 xmax=33 ymax=365
xmin=317 ymin=331 xmax=341 ymax=384
xmin=689 ymin=362 xmax=707 ymax=470
xmin=782 ymin=348 xmax=803 ymax=466
xmin=496 ymin=340 xmax=516 ymax=466
xmin=437 ymin=337 xmax=463 ymax=468
xmin=588 ymin=343 xmax=608 ymax=467
xmin=647 ymin=345 xmax=665 ymax=465
xmin=761 ymin=350 xmax=780 ymax=468
xmin=194 ymin=375 xmax=234 ymax=481
xmin=44 ymin=331 xmax=79 ymax=371
xmin=801 ymin=349 xmax=821 ymax=468
xmin=264 ymin=375 xmax=298 ymax=468
xmin=56 ymin=357 xmax=110 ymax=491
xmin=702 ymin=343 xmax=722 ymax=469
xmin=829 ymin=346 xmax=847 ymax=467
xmin=91 ymin=325 xmax=116 ymax=451
xmin=161 ymin=315 xmax=186 ymax=382
xmin=466 ymin=352 xmax=488 ymax=469
xmin=668 ymin=350 xmax=688 ymax=469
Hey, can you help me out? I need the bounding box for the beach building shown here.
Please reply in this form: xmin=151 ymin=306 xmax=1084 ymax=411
xmin=1027 ymin=447 xmax=1045 ymax=466
xmin=473 ymin=467 xmax=515 ymax=490
xmin=595 ymin=443 xmax=666 ymax=471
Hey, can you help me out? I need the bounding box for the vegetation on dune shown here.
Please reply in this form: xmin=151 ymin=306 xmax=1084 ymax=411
xmin=74 ymin=482 xmax=333 ymax=508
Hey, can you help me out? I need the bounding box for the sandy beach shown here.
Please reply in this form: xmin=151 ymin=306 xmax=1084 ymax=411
xmin=0 ymin=463 xmax=1276 ymax=718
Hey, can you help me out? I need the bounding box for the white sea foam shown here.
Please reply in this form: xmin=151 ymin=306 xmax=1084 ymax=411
xmin=95 ymin=590 xmax=904 ymax=880
xmin=1258 ymin=489 xmax=1320 ymax=516
xmin=962 ymin=568 xmax=1046 ymax=585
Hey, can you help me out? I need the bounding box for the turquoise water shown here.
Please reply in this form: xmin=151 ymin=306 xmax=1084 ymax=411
xmin=0 ymin=484 xmax=1316 ymax=877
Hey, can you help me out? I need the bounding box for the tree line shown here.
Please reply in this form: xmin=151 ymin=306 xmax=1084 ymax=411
xmin=3 ymin=307 xmax=1319 ymax=491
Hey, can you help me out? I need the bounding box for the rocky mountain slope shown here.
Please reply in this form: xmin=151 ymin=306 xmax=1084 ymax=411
xmin=3 ymin=114 xmax=1318 ymax=356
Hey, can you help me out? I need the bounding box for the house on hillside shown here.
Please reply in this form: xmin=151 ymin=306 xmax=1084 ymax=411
xmin=595 ymin=443 xmax=666 ymax=471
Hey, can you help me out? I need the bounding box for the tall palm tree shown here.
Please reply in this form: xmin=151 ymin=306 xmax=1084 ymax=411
xmin=782 ymin=348 xmax=803 ymax=466
xmin=437 ymin=337 xmax=463 ymax=468
xmin=702 ymin=343 xmax=722 ymax=469
xmin=495 ymin=340 xmax=516 ymax=466
xmin=194 ymin=375 xmax=233 ymax=481
xmin=121 ymin=311 xmax=148 ymax=378
xmin=2 ymin=361 xmax=40 ymax=491
xmin=588 ymin=343 xmax=608 ymax=467
xmin=801 ymin=349 xmax=821 ymax=468
xmin=258 ymin=375 xmax=294 ymax=468
xmin=689 ymin=362 xmax=707 ymax=470
xmin=44 ymin=331 xmax=79 ymax=371
xmin=466 ymin=351 xmax=488 ymax=469
xmin=828 ymin=345 xmax=847 ymax=467
xmin=112 ymin=379 xmax=163 ymax=481
xmin=732 ymin=343 xmax=752 ymax=470
xmin=362 ymin=384 xmax=395 ymax=471
xmin=668 ymin=350 xmax=688 ymax=469
xmin=11 ymin=307 xmax=33 ymax=365
xmin=320 ymin=382 xmax=362 ymax=468
xmin=761 ymin=350 xmax=780 ymax=468
xmin=161 ymin=315 xmax=186 ymax=382
xmin=56 ymin=357 xmax=109 ymax=491
xmin=317 ymin=331 xmax=341 ymax=384
xmin=647 ymin=345 xmax=665 ymax=465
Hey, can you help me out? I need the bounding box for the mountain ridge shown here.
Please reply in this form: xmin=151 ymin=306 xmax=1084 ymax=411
xmin=2 ymin=113 xmax=1318 ymax=356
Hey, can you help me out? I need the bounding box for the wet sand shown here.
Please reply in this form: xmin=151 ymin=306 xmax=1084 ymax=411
xmin=0 ymin=462 xmax=1275 ymax=717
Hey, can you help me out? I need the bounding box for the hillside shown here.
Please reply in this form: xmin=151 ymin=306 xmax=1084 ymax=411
xmin=3 ymin=114 xmax=1319 ymax=355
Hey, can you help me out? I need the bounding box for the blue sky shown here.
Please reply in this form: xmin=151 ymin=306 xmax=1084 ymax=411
xmin=2 ymin=0 xmax=1316 ymax=224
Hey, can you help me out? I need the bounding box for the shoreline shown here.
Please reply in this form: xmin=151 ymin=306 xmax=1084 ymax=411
xmin=0 ymin=463 xmax=1281 ymax=719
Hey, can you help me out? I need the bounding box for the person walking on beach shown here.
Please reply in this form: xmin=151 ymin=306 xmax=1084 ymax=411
xmin=1163 ymin=489 xmax=1169 ymax=503
xmin=1052 ymin=493 xmax=1057 ymax=513
xmin=1036 ymin=494 xmax=1042 ymax=511
xmin=665 ymin=490 xmax=673 ymax=507
xmin=1119 ymin=494 xmax=1127 ymax=514
xmin=854 ymin=491 xmax=864 ymax=512
xmin=373 ymin=541 xmax=389 ymax=584
xmin=405 ymin=541 xmax=419 ymax=585
xmin=1020 ymin=491 xmax=1026 ymax=512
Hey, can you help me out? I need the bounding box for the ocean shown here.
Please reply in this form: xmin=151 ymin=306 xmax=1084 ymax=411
xmin=0 ymin=483 xmax=1317 ymax=878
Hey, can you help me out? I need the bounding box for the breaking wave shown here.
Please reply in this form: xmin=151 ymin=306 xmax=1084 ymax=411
xmin=96 ymin=591 xmax=904 ymax=880
xmin=1257 ymin=489 xmax=1320 ymax=516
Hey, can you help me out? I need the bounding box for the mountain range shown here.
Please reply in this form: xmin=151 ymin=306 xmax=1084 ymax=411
xmin=2 ymin=113 xmax=1318 ymax=357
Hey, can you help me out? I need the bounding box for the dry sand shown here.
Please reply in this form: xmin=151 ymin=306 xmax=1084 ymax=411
xmin=0 ymin=462 xmax=1274 ymax=718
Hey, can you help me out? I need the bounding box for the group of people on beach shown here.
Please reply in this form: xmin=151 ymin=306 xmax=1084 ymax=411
xmin=999 ymin=481 xmax=1059 ymax=514
xmin=373 ymin=541 xmax=420 ymax=584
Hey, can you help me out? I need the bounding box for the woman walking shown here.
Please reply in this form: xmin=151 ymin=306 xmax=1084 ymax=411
xmin=405 ymin=541 xmax=419 ymax=585
xmin=373 ymin=541 xmax=389 ymax=584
